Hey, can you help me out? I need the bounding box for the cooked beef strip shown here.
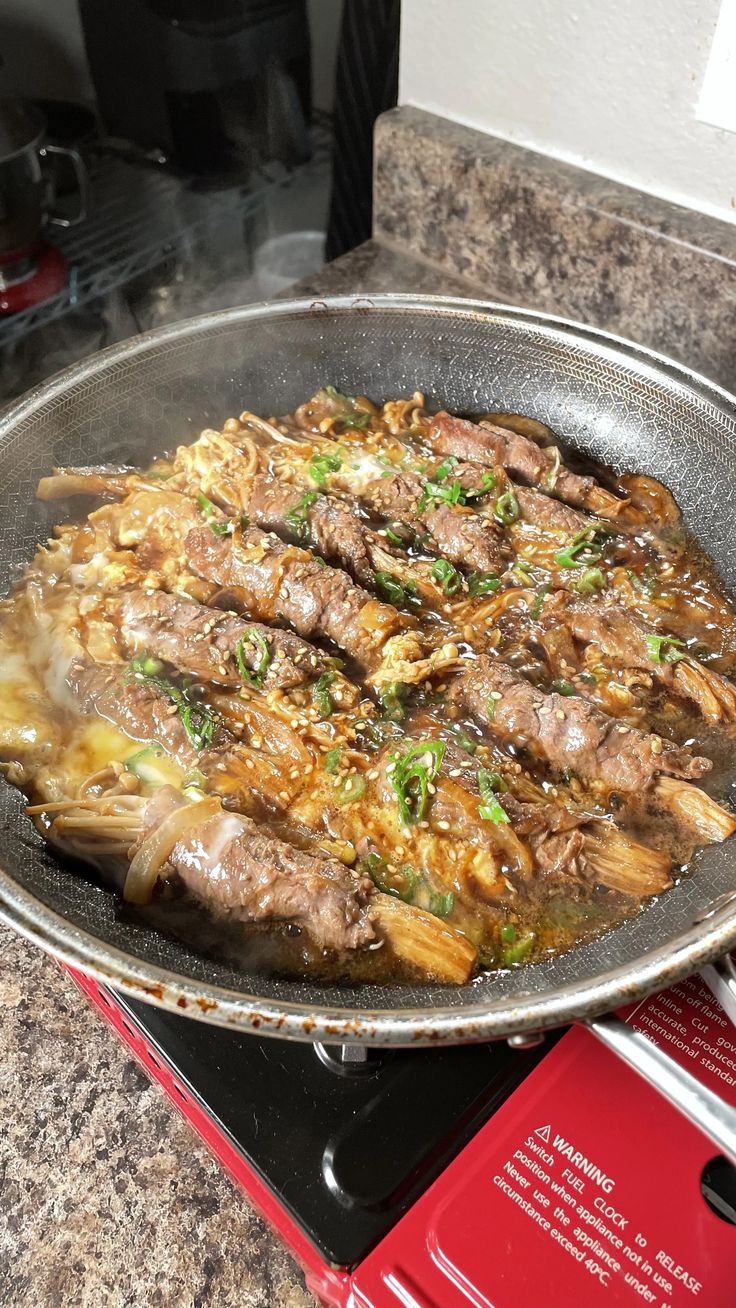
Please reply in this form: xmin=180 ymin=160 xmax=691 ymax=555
xmin=248 ymin=473 xmax=374 ymax=586
xmin=514 ymin=486 xmax=595 ymax=536
xmin=185 ymin=525 xmax=403 ymax=667
xmin=454 ymin=656 xmax=710 ymax=791
xmin=429 ymin=412 xmax=594 ymax=508
xmin=361 ymin=471 xmax=505 ymax=573
xmin=68 ymin=660 xmax=202 ymax=766
xmin=119 ymin=589 xmax=333 ymax=692
xmin=550 ymin=598 xmax=736 ymax=719
xmin=139 ymin=786 xmax=376 ymax=951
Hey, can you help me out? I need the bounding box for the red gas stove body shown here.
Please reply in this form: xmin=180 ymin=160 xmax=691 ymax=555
xmin=69 ymin=968 xmax=736 ymax=1308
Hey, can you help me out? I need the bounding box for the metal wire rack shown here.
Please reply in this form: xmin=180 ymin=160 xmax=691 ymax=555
xmin=0 ymin=118 xmax=331 ymax=348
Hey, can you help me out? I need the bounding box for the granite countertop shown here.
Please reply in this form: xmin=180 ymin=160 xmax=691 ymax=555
xmin=0 ymin=241 xmax=471 ymax=1308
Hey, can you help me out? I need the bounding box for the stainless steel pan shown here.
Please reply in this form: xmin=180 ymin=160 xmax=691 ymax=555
xmin=1 ymin=295 xmax=735 ymax=1157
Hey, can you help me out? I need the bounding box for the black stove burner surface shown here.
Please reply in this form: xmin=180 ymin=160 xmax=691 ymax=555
xmin=117 ymin=992 xmax=557 ymax=1267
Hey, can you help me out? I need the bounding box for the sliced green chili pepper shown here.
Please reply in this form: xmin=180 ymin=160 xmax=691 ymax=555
xmin=551 ymin=678 xmax=575 ymax=696
xmin=324 ymin=747 xmax=342 ymax=773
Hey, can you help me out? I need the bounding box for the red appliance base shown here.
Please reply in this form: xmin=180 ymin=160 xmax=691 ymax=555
xmin=68 ymin=968 xmax=736 ymax=1308
xmin=0 ymin=242 xmax=67 ymax=314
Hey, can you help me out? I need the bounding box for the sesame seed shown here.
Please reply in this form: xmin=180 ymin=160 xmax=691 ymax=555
xmin=449 ymin=768 xmax=462 ymax=777
xmin=437 ymin=820 xmax=451 ymax=830
xmin=367 ymin=769 xmax=379 ymax=781
xmin=490 ymin=691 xmax=502 ymax=700
xmin=555 ymin=710 xmax=565 ymax=720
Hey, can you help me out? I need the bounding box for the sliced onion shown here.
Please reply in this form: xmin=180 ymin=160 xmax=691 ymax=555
xmin=124 ymin=796 xmax=221 ymax=905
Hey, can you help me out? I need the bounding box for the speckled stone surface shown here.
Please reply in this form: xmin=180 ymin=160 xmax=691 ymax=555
xmin=374 ymin=106 xmax=736 ymax=392
xmin=0 ymin=924 xmax=314 ymax=1308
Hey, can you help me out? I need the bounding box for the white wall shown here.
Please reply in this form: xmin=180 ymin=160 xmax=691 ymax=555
xmin=400 ymin=0 xmax=736 ymax=224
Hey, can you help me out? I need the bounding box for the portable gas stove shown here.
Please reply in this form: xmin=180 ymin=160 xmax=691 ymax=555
xmin=67 ymin=966 xmax=736 ymax=1307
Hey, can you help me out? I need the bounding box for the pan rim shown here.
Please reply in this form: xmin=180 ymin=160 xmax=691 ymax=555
xmin=1 ymin=291 xmax=735 ymax=1041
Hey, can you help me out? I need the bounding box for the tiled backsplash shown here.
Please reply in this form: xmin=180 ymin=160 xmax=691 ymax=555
xmin=374 ymin=107 xmax=736 ymax=392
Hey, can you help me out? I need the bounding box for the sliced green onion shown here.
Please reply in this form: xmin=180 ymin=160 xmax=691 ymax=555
xmin=431 ymin=456 xmax=459 ymax=483
xmin=628 ymin=565 xmax=657 ymax=598
xmin=551 ymin=678 xmax=575 ymax=696
xmin=324 ymin=747 xmax=342 ymax=773
xmin=503 ymin=932 xmax=535 ymax=966
xmin=308 ymin=452 xmax=342 ymax=488
xmin=324 ymin=385 xmax=371 ymax=429
xmin=467 ymin=571 xmax=500 ymax=596
xmin=373 ymin=571 xmax=418 ymax=609
xmin=335 ymin=774 xmax=367 ymax=804
xmin=182 ymin=767 xmax=208 ymax=799
xmin=285 ymin=490 xmax=318 ymax=542
xmin=554 ymin=525 xmax=611 ymax=569
xmin=391 ymin=739 xmax=446 ymax=826
xmin=486 ymin=692 xmax=499 ymax=722
xmin=416 ymin=884 xmax=455 ymax=918
xmin=572 ymin=567 xmax=607 ymax=595
xmin=465 ymin=470 xmax=496 ymax=500
xmin=130 ymin=653 xmax=165 ymax=678
xmin=530 ymin=583 xmax=551 ymax=619
xmin=362 ymin=853 xmax=418 ymax=902
xmin=543 ymin=447 xmax=561 ymax=490
xmin=417 ymin=478 xmax=466 ymax=514
xmin=197 ymin=492 xmax=232 ymax=537
xmin=379 ymin=681 xmax=408 ymax=722
xmin=234 ymin=627 xmax=271 ymax=687
xmin=477 ymin=767 xmax=510 ymax=824
xmin=313 ymin=671 xmax=336 ymax=716
xmin=125 ymin=745 xmax=164 ymax=778
xmin=127 ymin=655 xmax=217 ymax=751
xmin=500 ymin=922 xmax=516 ymax=945
xmin=431 ymin=557 xmax=463 ymax=595
xmin=646 ymin=634 xmax=686 ymax=665
xmin=448 ymin=724 xmax=478 ymax=754
xmin=494 ymin=490 xmax=520 ymax=526
xmin=385 ymin=523 xmax=407 ymax=547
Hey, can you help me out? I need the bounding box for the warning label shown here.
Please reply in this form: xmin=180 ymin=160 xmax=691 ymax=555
xmin=493 ymin=1125 xmax=704 ymax=1300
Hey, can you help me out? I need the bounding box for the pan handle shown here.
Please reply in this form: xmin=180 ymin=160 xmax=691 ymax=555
xmin=700 ymin=955 xmax=736 ymax=1026
xmin=586 ymin=1014 xmax=736 ymax=1168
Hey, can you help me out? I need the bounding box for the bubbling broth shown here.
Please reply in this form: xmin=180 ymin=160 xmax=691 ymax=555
xmin=1 ymin=388 xmax=735 ymax=986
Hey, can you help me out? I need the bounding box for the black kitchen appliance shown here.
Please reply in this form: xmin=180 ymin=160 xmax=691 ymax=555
xmin=79 ymin=0 xmax=312 ymax=178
